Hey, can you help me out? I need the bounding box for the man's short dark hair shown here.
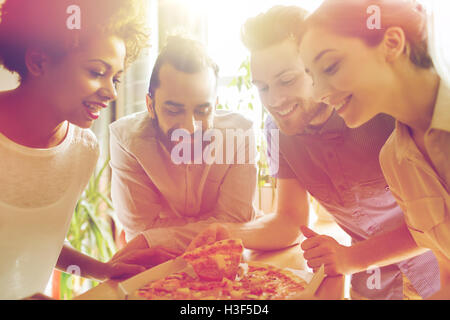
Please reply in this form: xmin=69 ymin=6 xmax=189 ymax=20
xmin=241 ymin=5 xmax=309 ymax=52
xmin=148 ymin=35 xmax=219 ymax=97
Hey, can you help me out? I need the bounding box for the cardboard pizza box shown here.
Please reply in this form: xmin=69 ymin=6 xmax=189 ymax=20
xmin=118 ymin=256 xmax=196 ymax=300
xmin=118 ymin=258 xmax=326 ymax=300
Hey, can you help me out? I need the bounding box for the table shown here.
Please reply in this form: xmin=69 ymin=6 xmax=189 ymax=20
xmin=74 ymin=244 xmax=344 ymax=300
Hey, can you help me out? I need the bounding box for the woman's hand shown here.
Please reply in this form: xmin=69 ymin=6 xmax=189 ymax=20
xmin=300 ymin=225 xmax=354 ymax=276
xmin=102 ymin=234 xmax=178 ymax=280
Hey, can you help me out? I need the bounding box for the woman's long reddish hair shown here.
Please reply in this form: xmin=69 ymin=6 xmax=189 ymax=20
xmin=306 ymin=0 xmax=433 ymax=68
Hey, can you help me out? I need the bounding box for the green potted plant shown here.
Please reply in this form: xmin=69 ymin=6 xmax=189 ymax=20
xmin=221 ymin=57 xmax=277 ymax=213
xmin=57 ymin=158 xmax=118 ymax=300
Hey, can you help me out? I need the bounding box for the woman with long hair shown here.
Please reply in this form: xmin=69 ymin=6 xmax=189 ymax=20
xmin=299 ymin=0 xmax=449 ymax=298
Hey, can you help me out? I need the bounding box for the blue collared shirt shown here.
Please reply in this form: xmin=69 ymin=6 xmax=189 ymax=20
xmin=265 ymin=111 xmax=440 ymax=299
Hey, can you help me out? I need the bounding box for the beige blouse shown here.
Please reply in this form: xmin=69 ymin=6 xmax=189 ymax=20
xmin=109 ymin=110 xmax=257 ymax=252
xmin=380 ymin=81 xmax=450 ymax=263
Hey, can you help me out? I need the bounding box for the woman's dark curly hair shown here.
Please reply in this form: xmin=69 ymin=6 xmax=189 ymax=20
xmin=0 ymin=0 xmax=150 ymax=81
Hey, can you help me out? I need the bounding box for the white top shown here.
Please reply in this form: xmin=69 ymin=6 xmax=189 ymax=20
xmin=109 ymin=110 xmax=258 ymax=252
xmin=0 ymin=123 xmax=99 ymax=299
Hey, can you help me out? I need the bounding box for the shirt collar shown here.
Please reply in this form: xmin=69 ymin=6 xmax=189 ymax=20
xmin=393 ymin=79 xmax=450 ymax=163
xmin=429 ymin=80 xmax=450 ymax=133
xmin=392 ymin=121 xmax=414 ymax=163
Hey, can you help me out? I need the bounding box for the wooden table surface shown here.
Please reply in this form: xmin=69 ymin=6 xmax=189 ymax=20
xmin=75 ymin=244 xmax=344 ymax=300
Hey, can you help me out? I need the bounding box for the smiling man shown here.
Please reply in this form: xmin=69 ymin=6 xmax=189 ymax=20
xmin=108 ymin=36 xmax=257 ymax=256
xmin=242 ymin=6 xmax=442 ymax=300
xmin=191 ymin=6 xmax=441 ymax=300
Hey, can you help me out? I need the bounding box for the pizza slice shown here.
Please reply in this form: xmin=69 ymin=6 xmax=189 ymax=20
xmin=133 ymin=239 xmax=312 ymax=300
xmin=182 ymin=238 xmax=244 ymax=281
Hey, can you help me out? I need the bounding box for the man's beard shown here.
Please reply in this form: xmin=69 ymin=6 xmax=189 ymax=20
xmin=152 ymin=112 xmax=170 ymax=148
xmin=153 ymin=113 xmax=210 ymax=163
xmin=276 ymin=100 xmax=327 ymax=135
xmin=296 ymin=102 xmax=330 ymax=133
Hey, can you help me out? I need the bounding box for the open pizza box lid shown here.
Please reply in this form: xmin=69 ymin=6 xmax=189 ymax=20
xmin=117 ymin=256 xmax=326 ymax=300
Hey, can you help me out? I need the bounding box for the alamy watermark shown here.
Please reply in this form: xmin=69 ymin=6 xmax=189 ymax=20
xmin=367 ymin=5 xmax=381 ymax=30
xmin=169 ymin=122 xmax=280 ymax=175
xmin=366 ymin=266 xmax=382 ymax=290
xmin=64 ymin=265 xmax=81 ymax=290
xmin=65 ymin=4 xmax=381 ymax=31
xmin=66 ymin=5 xmax=81 ymax=30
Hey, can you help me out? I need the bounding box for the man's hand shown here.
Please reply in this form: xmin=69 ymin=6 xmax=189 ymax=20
xmin=186 ymin=223 xmax=231 ymax=252
xmin=104 ymin=234 xmax=178 ymax=280
xmin=300 ymin=225 xmax=353 ymax=276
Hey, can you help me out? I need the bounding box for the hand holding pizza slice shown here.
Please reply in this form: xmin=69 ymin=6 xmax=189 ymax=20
xmin=186 ymin=223 xmax=231 ymax=252
xmin=182 ymin=238 xmax=244 ymax=281
xmin=135 ymin=238 xmax=311 ymax=300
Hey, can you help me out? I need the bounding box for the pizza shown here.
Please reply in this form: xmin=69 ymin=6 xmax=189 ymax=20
xmin=182 ymin=238 xmax=244 ymax=281
xmin=134 ymin=239 xmax=308 ymax=300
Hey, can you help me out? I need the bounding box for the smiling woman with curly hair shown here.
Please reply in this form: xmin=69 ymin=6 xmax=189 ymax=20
xmin=0 ymin=0 xmax=149 ymax=79
xmin=0 ymin=0 xmax=176 ymax=300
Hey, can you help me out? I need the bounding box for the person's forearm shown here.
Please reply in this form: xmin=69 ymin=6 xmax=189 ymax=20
xmin=142 ymin=214 xmax=241 ymax=253
xmin=56 ymin=245 xmax=109 ymax=281
xmin=226 ymin=213 xmax=303 ymax=250
xmin=347 ymin=223 xmax=428 ymax=273
xmin=142 ymin=205 xmax=256 ymax=252
xmin=144 ymin=211 xmax=303 ymax=252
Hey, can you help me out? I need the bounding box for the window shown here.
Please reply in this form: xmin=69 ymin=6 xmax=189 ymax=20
xmin=206 ymin=0 xmax=324 ymax=119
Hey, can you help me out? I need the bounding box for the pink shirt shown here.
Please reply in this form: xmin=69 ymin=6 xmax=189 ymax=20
xmin=266 ymin=112 xmax=440 ymax=299
xmin=109 ymin=110 xmax=257 ymax=252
